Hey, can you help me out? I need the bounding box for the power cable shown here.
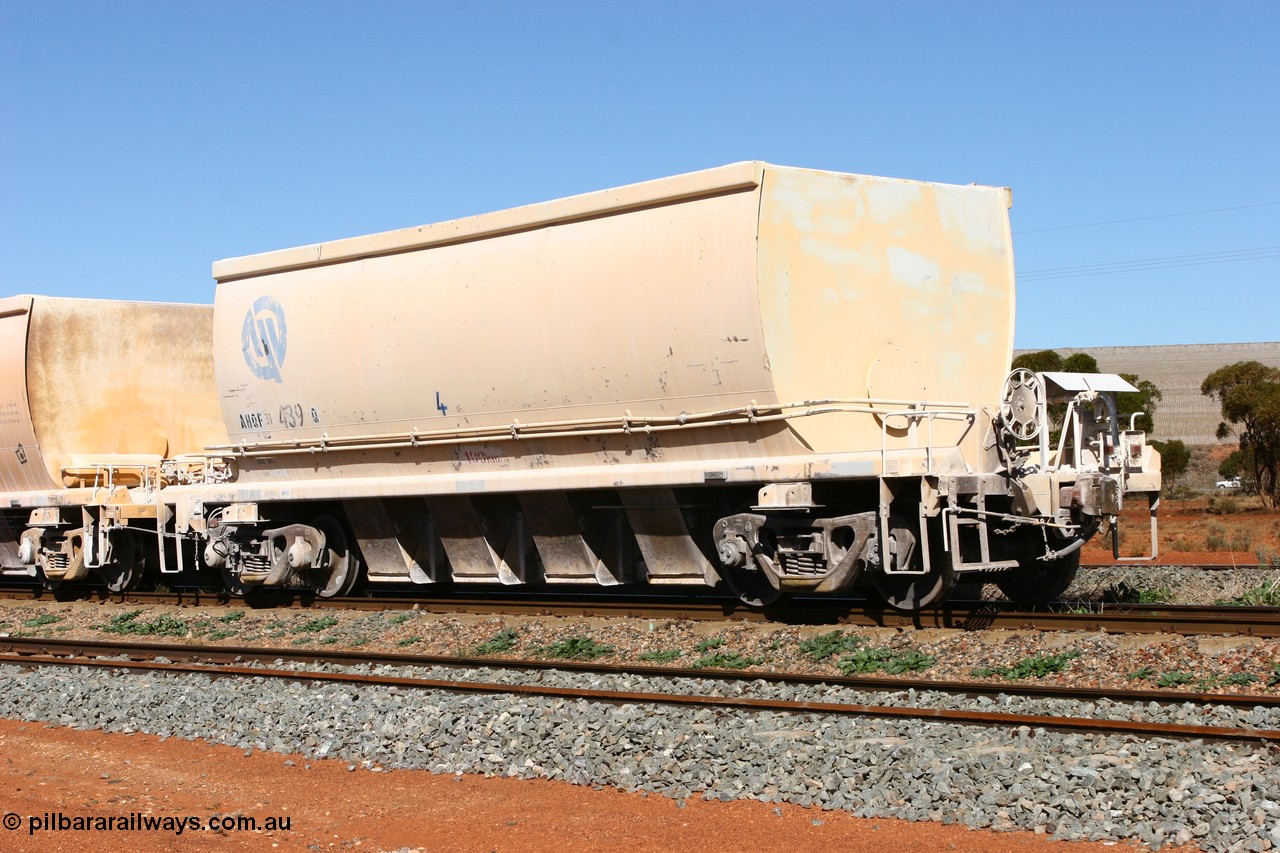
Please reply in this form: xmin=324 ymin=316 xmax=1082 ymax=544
xmin=1019 ymin=246 xmax=1280 ymax=282
xmin=1014 ymin=201 xmax=1280 ymax=235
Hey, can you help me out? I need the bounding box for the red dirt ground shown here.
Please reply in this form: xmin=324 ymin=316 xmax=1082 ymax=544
xmin=0 ymin=719 xmax=1190 ymax=853
xmin=1082 ymin=495 xmax=1280 ymax=565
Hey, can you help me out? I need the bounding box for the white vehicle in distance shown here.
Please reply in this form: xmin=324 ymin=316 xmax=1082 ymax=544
xmin=1216 ymin=477 xmax=1243 ymax=490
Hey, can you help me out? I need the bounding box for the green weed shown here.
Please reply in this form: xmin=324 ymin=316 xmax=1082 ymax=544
xmin=103 ymin=610 xmax=189 ymax=637
xmin=798 ymin=630 xmax=866 ymax=661
xmin=1156 ymin=671 xmax=1196 ymax=688
xmin=1217 ymin=672 xmax=1260 ymax=686
xmin=972 ymin=651 xmax=1079 ymax=680
xmin=293 ymin=616 xmax=338 ymax=634
xmin=473 ymin=627 xmax=520 ymax=656
xmin=1229 ymin=581 xmax=1280 ymax=606
xmin=693 ymin=637 xmax=725 ymax=652
xmin=692 ymin=651 xmax=765 ymax=670
xmin=838 ymin=647 xmax=936 ymax=676
xmin=22 ymin=613 xmax=61 ymax=628
xmin=638 ymin=649 xmax=681 ymax=664
xmin=540 ymin=636 xmax=614 ymax=661
xmin=1105 ymin=583 xmax=1172 ymax=605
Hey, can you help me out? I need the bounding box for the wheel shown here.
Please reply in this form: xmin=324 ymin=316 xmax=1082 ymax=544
xmin=310 ymin=513 xmax=361 ymax=598
xmin=867 ymin=520 xmax=954 ymax=612
xmin=35 ymin=565 xmax=64 ymax=591
xmin=721 ymin=564 xmax=789 ymax=608
xmin=34 ymin=535 xmax=82 ymax=592
xmin=869 ymin=563 xmax=954 ymax=611
xmin=218 ymin=563 xmax=274 ymax=601
xmin=219 ymin=560 xmax=250 ymax=596
xmin=97 ymin=532 xmax=142 ymax=593
xmin=996 ymin=549 xmax=1080 ymax=604
xmin=212 ymin=533 xmax=265 ymax=598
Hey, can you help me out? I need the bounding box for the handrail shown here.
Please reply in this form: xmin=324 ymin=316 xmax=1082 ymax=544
xmin=62 ymin=461 xmax=158 ymax=492
xmin=878 ymin=407 xmax=977 ymax=475
xmin=203 ymin=397 xmax=978 ymax=459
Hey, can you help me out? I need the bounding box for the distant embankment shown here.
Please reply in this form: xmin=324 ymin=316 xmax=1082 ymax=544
xmin=1014 ymin=343 xmax=1280 ymax=445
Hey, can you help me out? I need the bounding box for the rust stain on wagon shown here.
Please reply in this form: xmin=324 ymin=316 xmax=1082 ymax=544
xmin=14 ymin=297 xmax=227 ymax=489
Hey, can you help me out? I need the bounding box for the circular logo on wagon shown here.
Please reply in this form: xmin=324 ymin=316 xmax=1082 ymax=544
xmin=241 ymin=296 xmax=287 ymax=383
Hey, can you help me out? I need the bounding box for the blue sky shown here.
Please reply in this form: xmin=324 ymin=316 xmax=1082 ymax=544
xmin=2 ymin=2 xmax=1276 ymax=348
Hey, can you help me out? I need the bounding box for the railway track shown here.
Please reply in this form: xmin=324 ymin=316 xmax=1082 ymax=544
xmin=2 ymin=584 xmax=1278 ymax=636
xmin=1 ymin=636 xmax=1277 ymax=744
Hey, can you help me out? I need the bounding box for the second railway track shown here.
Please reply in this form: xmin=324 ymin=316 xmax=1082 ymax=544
xmin=1 ymin=636 xmax=1277 ymax=744
xmin=3 ymin=584 xmax=1279 ymax=637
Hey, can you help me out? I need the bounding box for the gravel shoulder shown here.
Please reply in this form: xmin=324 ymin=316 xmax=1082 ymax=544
xmin=0 ymin=718 xmax=1166 ymax=853
xmin=1 ymin=658 xmax=1276 ymax=852
xmin=1 ymin=565 xmax=1277 ymax=852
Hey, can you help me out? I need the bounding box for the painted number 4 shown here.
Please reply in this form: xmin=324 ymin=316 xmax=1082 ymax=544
xmin=436 ymin=391 xmax=448 ymax=416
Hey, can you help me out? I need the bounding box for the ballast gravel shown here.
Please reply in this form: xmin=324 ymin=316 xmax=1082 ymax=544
xmin=1 ymin=661 xmax=1277 ymax=852
xmin=1063 ymin=565 xmax=1280 ymax=607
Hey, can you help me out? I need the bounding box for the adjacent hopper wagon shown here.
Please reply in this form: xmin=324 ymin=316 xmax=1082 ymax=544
xmin=0 ymin=295 xmax=225 ymax=590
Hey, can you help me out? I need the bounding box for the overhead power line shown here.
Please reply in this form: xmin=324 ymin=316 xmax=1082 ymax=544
xmin=1014 ymin=201 xmax=1280 ymax=235
xmin=1019 ymin=245 xmax=1280 ymax=282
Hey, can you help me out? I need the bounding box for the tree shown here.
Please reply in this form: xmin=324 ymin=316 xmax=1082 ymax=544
xmin=1116 ymin=373 xmax=1161 ymax=435
xmin=1201 ymin=361 xmax=1280 ymax=507
xmin=1062 ymin=352 xmax=1100 ymax=373
xmin=1149 ymin=439 xmax=1189 ymax=484
xmin=1219 ymin=447 xmax=1257 ymax=492
xmin=1011 ymin=350 xmax=1063 ymax=374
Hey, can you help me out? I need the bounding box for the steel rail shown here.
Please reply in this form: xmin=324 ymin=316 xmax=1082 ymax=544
xmin=1 ymin=636 xmax=1277 ymax=711
xmin=2 ymin=586 xmax=1278 ymax=636
xmin=0 ymin=645 xmax=1275 ymax=744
